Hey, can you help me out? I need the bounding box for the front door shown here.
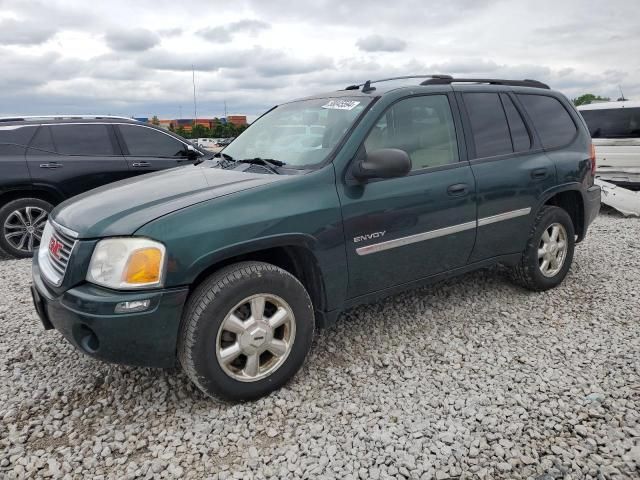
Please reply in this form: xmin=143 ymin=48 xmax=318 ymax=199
xmin=338 ymin=94 xmax=477 ymax=298
xmin=115 ymin=124 xmax=196 ymax=174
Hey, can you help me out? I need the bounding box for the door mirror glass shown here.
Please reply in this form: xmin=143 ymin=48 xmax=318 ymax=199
xmin=186 ymin=144 xmax=200 ymax=160
xmin=353 ymin=148 xmax=411 ymax=180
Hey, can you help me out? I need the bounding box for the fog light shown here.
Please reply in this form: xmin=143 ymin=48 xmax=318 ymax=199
xmin=115 ymin=299 xmax=151 ymax=313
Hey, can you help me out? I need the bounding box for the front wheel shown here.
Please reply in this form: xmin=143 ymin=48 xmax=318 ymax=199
xmin=178 ymin=261 xmax=314 ymax=400
xmin=510 ymin=206 xmax=575 ymax=291
xmin=0 ymin=198 xmax=53 ymax=259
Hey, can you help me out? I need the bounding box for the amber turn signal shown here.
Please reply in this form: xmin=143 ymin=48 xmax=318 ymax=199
xmin=123 ymin=248 xmax=163 ymax=284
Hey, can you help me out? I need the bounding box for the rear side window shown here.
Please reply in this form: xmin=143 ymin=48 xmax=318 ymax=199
xmin=501 ymin=94 xmax=531 ymax=152
xmin=518 ymin=94 xmax=577 ymax=148
xmin=118 ymin=125 xmax=187 ymax=157
xmin=464 ymin=93 xmax=512 ymax=158
xmin=50 ymin=124 xmax=116 ymax=155
xmin=364 ymin=94 xmax=459 ymax=171
xmin=580 ymin=107 xmax=640 ymax=139
xmin=0 ymin=126 xmax=37 ymax=148
xmin=0 ymin=125 xmax=37 ymax=155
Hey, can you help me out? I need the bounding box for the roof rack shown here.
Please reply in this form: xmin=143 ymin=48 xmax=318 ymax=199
xmin=0 ymin=115 xmax=137 ymax=123
xmin=345 ymin=75 xmax=453 ymax=91
xmin=419 ymin=77 xmax=550 ymax=89
xmin=344 ymin=75 xmax=549 ymax=91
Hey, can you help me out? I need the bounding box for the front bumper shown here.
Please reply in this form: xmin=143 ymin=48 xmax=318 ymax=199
xmin=31 ymin=257 xmax=189 ymax=368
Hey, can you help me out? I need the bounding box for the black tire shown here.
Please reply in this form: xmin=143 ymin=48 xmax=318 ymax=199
xmin=0 ymin=198 xmax=53 ymax=259
xmin=178 ymin=261 xmax=314 ymax=401
xmin=510 ymin=206 xmax=575 ymax=291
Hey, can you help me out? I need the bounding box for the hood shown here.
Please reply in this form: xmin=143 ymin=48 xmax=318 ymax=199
xmin=52 ymin=165 xmax=285 ymax=238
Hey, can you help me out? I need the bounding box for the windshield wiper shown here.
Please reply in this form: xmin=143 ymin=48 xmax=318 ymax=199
xmin=196 ymin=151 xmax=234 ymax=166
xmin=236 ymin=157 xmax=285 ymax=174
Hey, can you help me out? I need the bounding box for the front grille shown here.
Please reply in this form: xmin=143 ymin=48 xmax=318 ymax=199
xmin=39 ymin=221 xmax=78 ymax=286
xmin=48 ymin=228 xmax=75 ymax=276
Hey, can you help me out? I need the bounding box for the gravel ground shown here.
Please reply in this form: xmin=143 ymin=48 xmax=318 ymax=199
xmin=1 ymin=212 xmax=639 ymax=480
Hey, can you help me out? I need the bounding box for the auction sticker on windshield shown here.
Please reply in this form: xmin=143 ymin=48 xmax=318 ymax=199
xmin=321 ymin=100 xmax=361 ymax=110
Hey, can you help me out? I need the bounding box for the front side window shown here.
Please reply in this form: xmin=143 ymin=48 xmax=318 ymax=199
xmin=464 ymin=93 xmax=513 ymax=158
xmin=580 ymin=107 xmax=640 ymax=139
xmin=364 ymin=95 xmax=459 ymax=170
xmin=518 ymin=94 xmax=577 ymax=148
xmin=119 ymin=125 xmax=187 ymax=157
xmin=222 ymin=97 xmax=371 ymax=168
xmin=50 ymin=124 xmax=115 ymax=156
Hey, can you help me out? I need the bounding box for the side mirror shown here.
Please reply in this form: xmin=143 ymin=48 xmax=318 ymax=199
xmin=186 ymin=144 xmax=201 ymax=160
xmin=352 ymin=148 xmax=411 ymax=181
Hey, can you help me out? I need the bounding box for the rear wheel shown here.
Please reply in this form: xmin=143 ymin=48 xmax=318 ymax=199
xmin=510 ymin=206 xmax=575 ymax=291
xmin=0 ymin=198 xmax=53 ymax=259
xmin=178 ymin=261 xmax=314 ymax=400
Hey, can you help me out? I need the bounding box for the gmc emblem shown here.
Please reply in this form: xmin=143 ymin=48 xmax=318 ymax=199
xmin=49 ymin=237 xmax=64 ymax=259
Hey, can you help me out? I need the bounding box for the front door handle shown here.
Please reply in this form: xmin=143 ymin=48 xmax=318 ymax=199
xmin=531 ymin=168 xmax=548 ymax=180
xmin=39 ymin=162 xmax=63 ymax=169
xmin=447 ymin=183 xmax=469 ymax=197
xmin=132 ymin=162 xmax=151 ymax=167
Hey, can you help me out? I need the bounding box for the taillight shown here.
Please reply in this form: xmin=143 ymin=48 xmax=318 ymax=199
xmin=590 ymin=143 xmax=596 ymax=176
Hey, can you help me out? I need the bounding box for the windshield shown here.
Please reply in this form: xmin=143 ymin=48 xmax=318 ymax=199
xmin=222 ymin=97 xmax=371 ymax=167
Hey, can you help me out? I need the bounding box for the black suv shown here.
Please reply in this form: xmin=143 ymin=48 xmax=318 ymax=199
xmin=0 ymin=116 xmax=203 ymax=258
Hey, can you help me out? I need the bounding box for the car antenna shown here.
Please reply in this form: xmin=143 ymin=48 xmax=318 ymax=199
xmin=361 ymin=80 xmax=376 ymax=93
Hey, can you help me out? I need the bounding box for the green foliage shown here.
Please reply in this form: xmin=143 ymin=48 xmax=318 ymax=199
xmin=572 ymin=94 xmax=610 ymax=106
xmin=191 ymin=124 xmax=208 ymax=138
xmin=155 ymin=117 xmax=248 ymax=139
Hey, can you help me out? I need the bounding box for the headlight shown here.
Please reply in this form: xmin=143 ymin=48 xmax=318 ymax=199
xmin=87 ymin=238 xmax=166 ymax=290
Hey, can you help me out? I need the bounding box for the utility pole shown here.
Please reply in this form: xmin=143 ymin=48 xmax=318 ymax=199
xmin=224 ymin=100 xmax=228 ymax=119
xmin=619 ymin=85 xmax=626 ymax=102
xmin=192 ymin=65 xmax=197 ymax=124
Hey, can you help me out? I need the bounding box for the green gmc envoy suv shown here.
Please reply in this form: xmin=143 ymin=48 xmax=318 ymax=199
xmin=32 ymin=75 xmax=601 ymax=400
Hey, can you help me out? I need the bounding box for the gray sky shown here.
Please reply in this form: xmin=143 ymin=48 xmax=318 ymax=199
xmin=0 ymin=0 xmax=638 ymax=120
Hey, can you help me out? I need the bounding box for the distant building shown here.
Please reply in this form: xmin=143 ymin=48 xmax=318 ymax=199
xmin=152 ymin=116 xmax=247 ymax=132
xmin=226 ymin=115 xmax=247 ymax=126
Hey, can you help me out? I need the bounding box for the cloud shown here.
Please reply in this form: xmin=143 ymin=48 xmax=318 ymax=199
xmin=197 ymin=19 xmax=270 ymax=43
xmin=0 ymin=18 xmax=57 ymax=45
xmin=356 ymin=35 xmax=407 ymax=52
xmin=105 ymin=28 xmax=160 ymax=52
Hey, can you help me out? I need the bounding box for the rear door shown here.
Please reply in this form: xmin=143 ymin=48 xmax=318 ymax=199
xmin=26 ymin=123 xmax=130 ymax=198
xmin=457 ymin=90 xmax=557 ymax=262
xmin=115 ymin=124 xmax=197 ymax=173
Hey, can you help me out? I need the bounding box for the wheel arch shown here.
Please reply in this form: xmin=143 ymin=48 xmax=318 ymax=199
xmin=0 ymin=186 xmax=63 ymax=208
xmin=537 ymin=184 xmax=586 ymax=242
xmin=187 ymin=234 xmax=328 ymax=319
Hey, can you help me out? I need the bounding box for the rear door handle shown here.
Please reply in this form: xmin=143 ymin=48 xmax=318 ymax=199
xmin=531 ymin=168 xmax=548 ymax=179
xmin=447 ymin=183 xmax=469 ymax=196
xmin=39 ymin=162 xmax=62 ymax=169
xmin=132 ymin=162 xmax=151 ymax=167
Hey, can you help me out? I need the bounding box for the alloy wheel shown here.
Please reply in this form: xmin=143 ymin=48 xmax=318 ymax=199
xmin=538 ymin=222 xmax=568 ymax=278
xmin=216 ymin=294 xmax=296 ymax=382
xmin=3 ymin=206 xmax=48 ymax=254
